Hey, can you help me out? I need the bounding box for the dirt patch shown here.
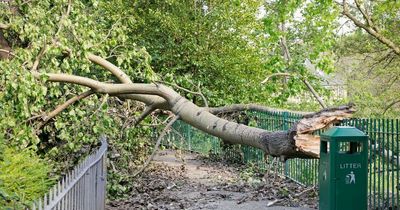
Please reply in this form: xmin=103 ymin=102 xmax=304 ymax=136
xmin=106 ymin=150 xmax=318 ymax=210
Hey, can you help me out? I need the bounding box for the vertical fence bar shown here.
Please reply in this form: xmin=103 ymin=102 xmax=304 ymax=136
xmin=367 ymin=118 xmax=372 ymax=209
xmin=397 ymin=119 xmax=399 ymax=209
xmin=391 ymin=119 xmax=395 ymax=209
xmin=386 ymin=119 xmax=389 ymax=208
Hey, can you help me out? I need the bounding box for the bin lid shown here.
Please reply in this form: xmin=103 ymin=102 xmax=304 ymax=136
xmin=320 ymin=126 xmax=367 ymax=142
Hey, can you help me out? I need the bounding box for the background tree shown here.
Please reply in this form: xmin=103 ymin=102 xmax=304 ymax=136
xmin=132 ymin=0 xmax=269 ymax=106
xmin=261 ymin=0 xmax=339 ymax=108
xmin=335 ymin=0 xmax=400 ymax=117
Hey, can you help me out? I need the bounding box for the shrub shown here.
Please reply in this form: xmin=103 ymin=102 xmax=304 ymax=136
xmin=0 ymin=146 xmax=55 ymax=209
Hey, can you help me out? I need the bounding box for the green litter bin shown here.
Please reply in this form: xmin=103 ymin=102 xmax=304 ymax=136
xmin=319 ymin=126 xmax=368 ymax=210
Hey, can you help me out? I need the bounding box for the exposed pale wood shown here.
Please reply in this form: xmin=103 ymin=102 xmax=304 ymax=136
xmin=295 ymin=134 xmax=320 ymax=158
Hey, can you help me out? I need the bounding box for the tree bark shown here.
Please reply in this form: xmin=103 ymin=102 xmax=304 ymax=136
xmin=0 ymin=31 xmax=11 ymax=60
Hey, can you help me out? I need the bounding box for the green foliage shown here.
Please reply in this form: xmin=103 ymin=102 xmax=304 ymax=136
xmin=334 ymin=0 xmax=400 ymax=118
xmin=0 ymin=146 xmax=55 ymax=208
xmin=133 ymin=0 xmax=270 ymax=106
xmin=262 ymin=0 xmax=339 ymax=106
xmin=0 ymin=0 xmax=155 ymax=200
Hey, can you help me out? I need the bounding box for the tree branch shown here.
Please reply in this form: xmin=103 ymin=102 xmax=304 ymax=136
xmin=208 ymin=104 xmax=311 ymax=115
xmin=382 ymin=99 xmax=400 ymax=116
xmin=88 ymin=53 xmax=169 ymax=109
xmin=276 ymin=22 xmax=327 ymax=109
xmin=354 ymin=0 xmax=373 ymax=27
xmin=132 ymin=105 xmax=157 ymax=126
xmin=88 ymin=53 xmax=132 ymax=84
xmin=31 ymin=42 xmax=47 ymax=71
xmin=131 ymin=115 xmax=180 ymax=177
xmin=261 ymin=73 xmax=292 ymax=84
xmin=42 ymin=90 xmax=95 ymax=123
xmin=33 ymin=70 xmax=354 ymax=158
xmin=302 ymin=80 xmax=327 ymax=108
xmin=0 ymin=23 xmax=9 ymax=30
xmin=157 ymin=80 xmax=208 ymax=107
xmin=0 ymin=48 xmax=15 ymax=57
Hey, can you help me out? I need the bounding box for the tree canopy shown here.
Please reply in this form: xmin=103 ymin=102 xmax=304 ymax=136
xmin=0 ymin=0 xmax=399 ymax=205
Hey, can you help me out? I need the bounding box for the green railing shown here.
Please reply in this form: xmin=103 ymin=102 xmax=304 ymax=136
xmin=163 ymin=110 xmax=400 ymax=209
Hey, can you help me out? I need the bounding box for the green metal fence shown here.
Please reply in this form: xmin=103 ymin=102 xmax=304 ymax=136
xmin=163 ymin=110 xmax=400 ymax=209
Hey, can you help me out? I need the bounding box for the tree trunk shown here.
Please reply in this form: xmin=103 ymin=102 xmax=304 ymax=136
xmin=32 ymin=69 xmax=355 ymax=159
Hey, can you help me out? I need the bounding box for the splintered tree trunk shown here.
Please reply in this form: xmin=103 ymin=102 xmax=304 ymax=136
xmin=171 ymin=93 xmax=354 ymax=159
xmin=31 ymin=58 xmax=355 ymax=160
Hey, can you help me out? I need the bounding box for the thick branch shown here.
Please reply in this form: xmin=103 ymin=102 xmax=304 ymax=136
xmin=43 ymin=90 xmax=95 ymax=122
xmin=88 ymin=53 xmax=169 ymax=109
xmin=88 ymin=53 xmax=132 ymax=84
xmin=208 ymin=104 xmax=310 ymax=115
xmin=34 ymin=72 xmax=354 ymax=158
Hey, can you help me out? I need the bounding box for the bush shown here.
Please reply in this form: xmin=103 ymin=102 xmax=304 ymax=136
xmin=0 ymin=146 xmax=55 ymax=209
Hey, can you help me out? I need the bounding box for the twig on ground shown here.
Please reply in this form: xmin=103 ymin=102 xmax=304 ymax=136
xmin=267 ymin=199 xmax=281 ymax=207
xmin=295 ymin=186 xmax=316 ymax=197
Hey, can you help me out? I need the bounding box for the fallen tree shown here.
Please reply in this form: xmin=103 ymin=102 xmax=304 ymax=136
xmin=31 ymin=54 xmax=355 ymax=159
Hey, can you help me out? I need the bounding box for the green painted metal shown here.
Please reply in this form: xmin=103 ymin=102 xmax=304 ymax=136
xmin=319 ymin=126 xmax=368 ymax=210
xmin=162 ymin=110 xmax=400 ymax=209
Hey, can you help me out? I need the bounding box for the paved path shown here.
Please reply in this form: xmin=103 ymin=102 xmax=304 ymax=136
xmin=107 ymin=150 xmax=318 ymax=209
xmin=153 ymin=150 xmax=317 ymax=210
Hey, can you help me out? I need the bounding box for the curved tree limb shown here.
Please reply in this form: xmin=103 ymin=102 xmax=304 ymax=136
xmin=88 ymin=53 xmax=133 ymax=84
xmin=382 ymin=99 xmax=400 ymax=116
xmin=131 ymin=115 xmax=180 ymax=177
xmin=88 ymin=53 xmax=169 ymax=109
